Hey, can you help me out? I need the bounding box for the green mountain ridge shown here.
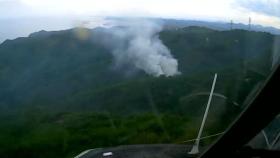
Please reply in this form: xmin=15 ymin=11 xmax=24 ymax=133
xmin=0 ymin=26 xmax=279 ymax=158
xmin=0 ymin=26 xmax=277 ymax=109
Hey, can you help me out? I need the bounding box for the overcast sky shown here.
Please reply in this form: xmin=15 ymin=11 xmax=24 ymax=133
xmin=0 ymin=0 xmax=280 ymax=42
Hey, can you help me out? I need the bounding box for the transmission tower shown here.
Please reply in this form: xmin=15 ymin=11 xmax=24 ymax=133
xmin=249 ymin=17 xmax=252 ymax=30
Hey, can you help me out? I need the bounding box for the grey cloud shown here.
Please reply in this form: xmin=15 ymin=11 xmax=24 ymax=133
xmin=237 ymin=0 xmax=280 ymax=18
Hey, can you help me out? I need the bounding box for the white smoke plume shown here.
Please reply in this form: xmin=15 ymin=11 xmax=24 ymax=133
xmin=107 ymin=19 xmax=180 ymax=77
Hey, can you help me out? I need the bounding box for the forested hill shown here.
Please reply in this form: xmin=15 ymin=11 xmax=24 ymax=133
xmin=0 ymin=26 xmax=279 ymax=158
xmin=0 ymin=26 xmax=277 ymax=112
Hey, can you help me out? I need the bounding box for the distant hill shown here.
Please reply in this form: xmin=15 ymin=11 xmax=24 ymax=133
xmin=161 ymin=19 xmax=280 ymax=35
xmin=1 ymin=18 xmax=280 ymax=44
xmin=105 ymin=17 xmax=280 ymax=35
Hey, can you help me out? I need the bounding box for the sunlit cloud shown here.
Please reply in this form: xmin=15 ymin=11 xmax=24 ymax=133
xmin=233 ymin=0 xmax=280 ymax=28
xmin=0 ymin=0 xmax=279 ymax=28
xmin=237 ymin=0 xmax=280 ymax=18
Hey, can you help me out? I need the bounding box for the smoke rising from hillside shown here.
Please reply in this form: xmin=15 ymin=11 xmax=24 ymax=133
xmin=106 ymin=19 xmax=180 ymax=77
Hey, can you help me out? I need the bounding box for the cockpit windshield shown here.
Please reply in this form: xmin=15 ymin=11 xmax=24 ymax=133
xmin=0 ymin=0 xmax=279 ymax=157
